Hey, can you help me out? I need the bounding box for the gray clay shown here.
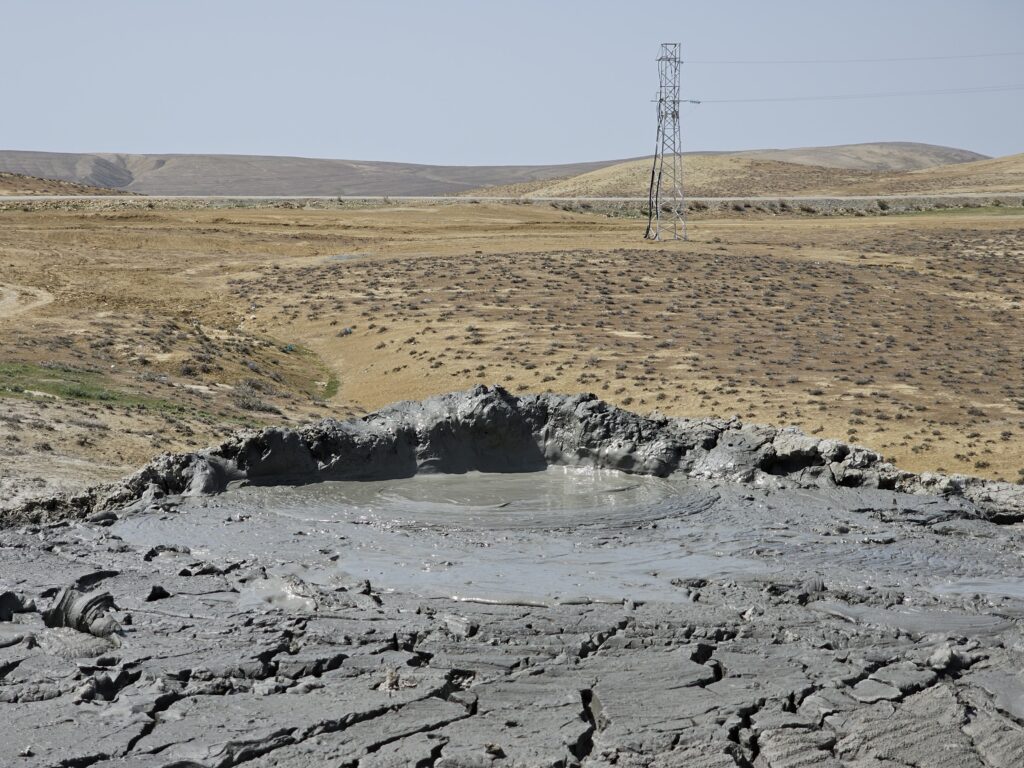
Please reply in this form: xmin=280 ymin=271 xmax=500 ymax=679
xmin=3 ymin=386 xmax=1024 ymax=767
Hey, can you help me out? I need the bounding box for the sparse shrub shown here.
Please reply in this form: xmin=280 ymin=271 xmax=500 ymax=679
xmin=232 ymin=382 xmax=280 ymax=413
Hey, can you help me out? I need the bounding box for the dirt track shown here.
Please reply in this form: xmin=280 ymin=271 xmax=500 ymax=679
xmin=0 ymin=283 xmax=52 ymax=319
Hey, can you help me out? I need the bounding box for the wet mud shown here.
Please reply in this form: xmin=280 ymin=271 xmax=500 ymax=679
xmin=3 ymin=387 xmax=1024 ymax=766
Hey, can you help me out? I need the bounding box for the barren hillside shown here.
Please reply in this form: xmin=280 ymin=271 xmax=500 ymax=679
xmin=471 ymin=155 xmax=884 ymax=198
xmin=0 ymin=151 xmax=634 ymax=197
xmin=842 ymin=152 xmax=1024 ymax=195
xmin=472 ymin=144 xmax=1020 ymax=199
xmin=0 ymin=142 xmax=987 ymax=197
xmin=738 ymin=141 xmax=985 ymax=171
xmin=0 ymin=171 xmax=124 ymax=196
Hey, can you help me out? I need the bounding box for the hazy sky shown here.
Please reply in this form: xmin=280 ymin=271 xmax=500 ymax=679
xmin=3 ymin=0 xmax=1022 ymax=163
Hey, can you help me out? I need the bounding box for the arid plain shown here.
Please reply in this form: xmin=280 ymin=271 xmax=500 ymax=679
xmin=2 ymin=197 xmax=1023 ymax=510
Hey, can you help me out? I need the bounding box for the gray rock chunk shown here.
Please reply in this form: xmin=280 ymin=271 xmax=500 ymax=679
xmin=850 ymin=679 xmax=902 ymax=703
xmin=134 ymin=667 xmax=450 ymax=765
xmin=756 ymin=726 xmax=843 ymax=768
xmin=869 ymin=662 xmax=936 ymax=694
xmin=968 ymin=670 xmax=1024 ymax=721
xmin=249 ymin=697 xmax=467 ymax=766
xmin=588 ymin=648 xmax=723 ymax=754
xmin=961 ymin=695 xmax=1024 ymax=768
xmin=798 ymin=687 xmax=860 ymax=722
xmin=0 ymin=696 xmax=153 ymax=767
xmin=357 ymin=732 xmax=448 ymax=768
xmin=433 ymin=678 xmax=592 ymax=768
xmin=835 ymin=684 xmax=984 ymax=766
xmin=274 ymin=643 xmax=348 ymax=679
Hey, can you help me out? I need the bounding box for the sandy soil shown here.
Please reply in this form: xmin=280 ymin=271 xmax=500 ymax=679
xmin=1 ymin=202 xmax=1022 ymax=507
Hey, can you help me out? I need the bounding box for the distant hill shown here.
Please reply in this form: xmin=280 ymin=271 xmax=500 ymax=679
xmin=469 ymin=143 xmax=1010 ymax=199
xmin=465 ymin=155 xmax=871 ymax=198
xmin=0 ymin=171 xmax=125 ymax=196
xmin=842 ymin=152 xmax=1024 ymax=195
xmin=0 ymin=151 xmax=635 ymax=197
xmin=0 ymin=143 xmax=999 ymax=198
xmin=734 ymin=142 xmax=985 ymax=171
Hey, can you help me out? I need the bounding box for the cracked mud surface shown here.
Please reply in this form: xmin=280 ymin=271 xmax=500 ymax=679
xmin=4 ymin=388 xmax=1024 ymax=767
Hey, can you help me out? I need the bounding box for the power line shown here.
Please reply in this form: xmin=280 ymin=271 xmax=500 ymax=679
xmin=687 ymin=83 xmax=1024 ymax=104
xmin=687 ymin=51 xmax=1024 ymax=65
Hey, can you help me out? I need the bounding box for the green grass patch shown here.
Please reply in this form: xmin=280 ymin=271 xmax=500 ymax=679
xmin=0 ymin=361 xmax=191 ymax=414
xmin=323 ymin=373 xmax=340 ymax=400
xmin=258 ymin=335 xmax=340 ymax=404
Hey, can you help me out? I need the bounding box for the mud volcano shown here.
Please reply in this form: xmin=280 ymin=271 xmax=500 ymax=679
xmin=4 ymin=386 xmax=1024 ymax=767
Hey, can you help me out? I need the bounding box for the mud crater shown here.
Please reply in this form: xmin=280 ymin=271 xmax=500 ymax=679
xmin=4 ymin=387 xmax=1024 ymax=767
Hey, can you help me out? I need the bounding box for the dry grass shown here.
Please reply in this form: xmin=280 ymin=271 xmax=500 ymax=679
xmin=1 ymin=202 xmax=1023 ymax=506
xmin=472 ymin=152 xmax=1024 ymax=199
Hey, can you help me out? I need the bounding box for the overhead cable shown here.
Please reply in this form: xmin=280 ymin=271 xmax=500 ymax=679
xmin=685 ymin=83 xmax=1024 ymax=104
xmin=687 ymin=51 xmax=1024 ymax=65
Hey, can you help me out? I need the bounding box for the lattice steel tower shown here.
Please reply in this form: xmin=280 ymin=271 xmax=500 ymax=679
xmin=645 ymin=43 xmax=687 ymax=241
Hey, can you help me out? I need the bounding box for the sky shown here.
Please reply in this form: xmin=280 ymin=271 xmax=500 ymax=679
xmin=2 ymin=0 xmax=1022 ymax=164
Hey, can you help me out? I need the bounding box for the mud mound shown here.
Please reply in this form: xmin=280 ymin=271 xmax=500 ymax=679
xmin=10 ymin=385 xmax=1023 ymax=526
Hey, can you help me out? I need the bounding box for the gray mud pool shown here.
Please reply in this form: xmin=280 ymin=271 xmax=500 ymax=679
xmin=113 ymin=468 xmax=1023 ymax=613
xmin=114 ymin=468 xmax=761 ymax=605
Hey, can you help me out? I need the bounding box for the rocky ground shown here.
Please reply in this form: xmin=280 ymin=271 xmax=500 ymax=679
xmin=3 ymin=388 xmax=1024 ymax=767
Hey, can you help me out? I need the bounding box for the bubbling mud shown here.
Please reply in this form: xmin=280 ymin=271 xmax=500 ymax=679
xmin=258 ymin=467 xmax=690 ymax=530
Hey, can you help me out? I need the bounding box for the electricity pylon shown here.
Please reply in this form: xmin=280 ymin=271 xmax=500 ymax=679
xmin=645 ymin=43 xmax=687 ymax=241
